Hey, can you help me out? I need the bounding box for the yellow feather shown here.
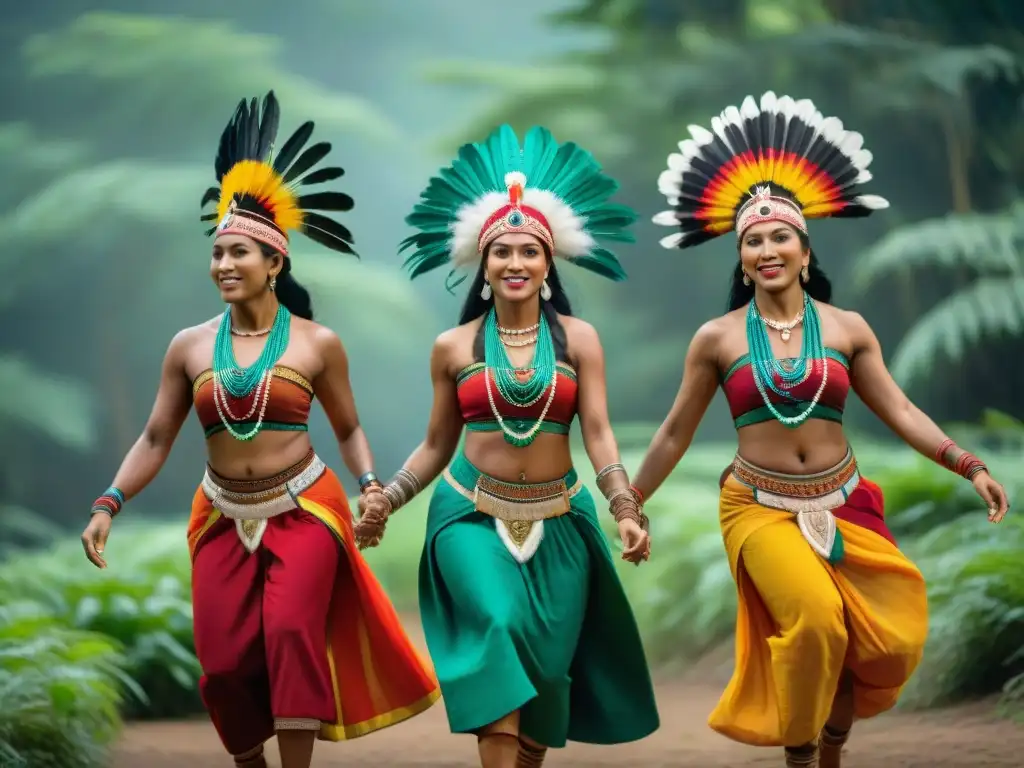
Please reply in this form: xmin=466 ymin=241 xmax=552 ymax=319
xmin=216 ymin=160 xmax=302 ymax=233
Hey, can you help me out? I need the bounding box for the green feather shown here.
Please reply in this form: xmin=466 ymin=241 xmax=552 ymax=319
xmin=402 ymin=124 xmax=636 ymax=283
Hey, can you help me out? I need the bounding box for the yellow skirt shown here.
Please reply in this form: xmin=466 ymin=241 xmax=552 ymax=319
xmin=709 ymin=456 xmax=929 ymax=747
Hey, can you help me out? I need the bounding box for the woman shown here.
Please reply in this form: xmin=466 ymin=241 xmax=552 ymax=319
xmin=80 ymin=91 xmax=439 ymax=768
xmin=632 ymin=91 xmax=1010 ymax=768
xmin=354 ymin=125 xmax=660 ymax=767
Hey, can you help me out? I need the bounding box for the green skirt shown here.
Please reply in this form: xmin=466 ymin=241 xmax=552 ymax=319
xmin=417 ymin=451 xmax=659 ymax=748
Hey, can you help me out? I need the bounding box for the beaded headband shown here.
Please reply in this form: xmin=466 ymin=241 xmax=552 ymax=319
xmin=735 ymin=187 xmax=808 ymax=239
xmin=216 ymin=203 xmax=290 ymax=255
xmin=477 ymin=175 xmax=555 ymax=254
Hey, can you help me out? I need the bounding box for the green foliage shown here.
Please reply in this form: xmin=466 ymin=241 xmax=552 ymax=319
xmin=21 ymin=13 xmax=400 ymax=145
xmin=0 ymin=524 xmax=202 ymax=720
xmin=0 ymin=600 xmax=128 ymax=768
xmin=851 ymin=202 xmax=1024 ymax=388
xmin=899 ymin=515 xmax=1024 ymax=710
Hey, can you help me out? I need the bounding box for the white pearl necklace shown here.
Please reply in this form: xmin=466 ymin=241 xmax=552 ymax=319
xmin=761 ymin=309 xmax=804 ymax=342
xmin=212 ymin=370 xmax=274 ymax=441
xmin=752 ymin=357 xmax=829 ymax=427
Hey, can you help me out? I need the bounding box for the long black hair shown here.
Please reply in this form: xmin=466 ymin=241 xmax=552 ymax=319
xmin=259 ymin=243 xmax=314 ymax=320
xmin=727 ymin=230 xmax=832 ymax=312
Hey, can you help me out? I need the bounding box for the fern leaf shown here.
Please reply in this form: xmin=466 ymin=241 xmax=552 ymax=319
xmin=889 ymin=277 xmax=1024 ymax=387
xmin=852 ymin=202 xmax=1024 ymax=292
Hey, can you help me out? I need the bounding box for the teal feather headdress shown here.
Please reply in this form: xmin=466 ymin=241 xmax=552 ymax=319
xmin=400 ymin=125 xmax=636 ymax=289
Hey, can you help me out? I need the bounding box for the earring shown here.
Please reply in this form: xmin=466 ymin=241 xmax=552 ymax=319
xmin=742 ymin=272 xmax=751 ymax=286
xmin=540 ymin=280 xmax=552 ymax=301
xmin=480 ymin=281 xmax=492 ymax=300
xmin=801 ymin=265 xmax=809 ymax=284
xmin=269 ymin=276 xmax=277 ymax=291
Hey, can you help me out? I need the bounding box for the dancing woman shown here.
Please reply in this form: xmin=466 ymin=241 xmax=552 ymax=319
xmin=630 ymin=92 xmax=1009 ymax=768
xmin=354 ymin=125 xmax=660 ymax=767
xmin=80 ymin=92 xmax=438 ymax=768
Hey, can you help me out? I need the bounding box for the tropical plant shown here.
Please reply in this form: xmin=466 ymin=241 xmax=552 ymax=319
xmin=851 ymin=201 xmax=1024 ymax=390
xmin=0 ymin=600 xmax=131 ymax=768
xmin=0 ymin=524 xmax=201 ymax=720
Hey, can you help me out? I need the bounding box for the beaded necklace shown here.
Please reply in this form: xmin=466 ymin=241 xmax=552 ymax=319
xmin=746 ymin=293 xmax=828 ymax=429
xmin=483 ymin=308 xmax=557 ymax=447
xmin=212 ymin=304 xmax=291 ymax=441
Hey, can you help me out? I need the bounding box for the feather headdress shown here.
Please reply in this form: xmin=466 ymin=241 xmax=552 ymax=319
xmin=654 ymin=91 xmax=889 ymax=249
xmin=401 ymin=124 xmax=636 ymax=288
xmin=199 ymin=91 xmax=356 ymax=257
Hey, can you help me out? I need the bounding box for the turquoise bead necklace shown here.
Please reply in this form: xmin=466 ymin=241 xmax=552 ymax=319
xmin=211 ymin=304 xmax=291 ymax=441
xmin=483 ymin=308 xmax=558 ymax=447
xmin=746 ymin=292 xmax=829 ymax=429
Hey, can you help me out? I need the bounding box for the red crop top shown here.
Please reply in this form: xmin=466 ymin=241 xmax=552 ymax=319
xmin=456 ymin=361 xmax=578 ymax=435
xmin=720 ymin=349 xmax=851 ymax=428
xmin=192 ymin=366 xmax=313 ymax=438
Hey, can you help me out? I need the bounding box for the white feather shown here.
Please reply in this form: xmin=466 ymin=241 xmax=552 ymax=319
xmin=855 ymin=194 xmax=889 ymax=210
xmin=688 ymin=124 xmax=714 ymax=144
xmin=523 ymin=188 xmax=594 ymax=259
xmin=658 ymin=169 xmax=681 ymax=195
xmin=450 ymin=191 xmax=507 ymax=268
xmin=667 ymin=153 xmax=688 ymax=172
xmin=659 ymin=232 xmax=685 ymax=248
xmin=504 ymin=171 xmax=527 ymax=189
xmin=652 ymin=210 xmax=680 ymax=226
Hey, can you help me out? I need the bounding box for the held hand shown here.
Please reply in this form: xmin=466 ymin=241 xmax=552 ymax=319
xmin=81 ymin=512 xmax=112 ymax=569
xmin=972 ymin=471 xmax=1010 ymax=523
xmin=617 ymin=518 xmax=651 ymax=566
xmin=354 ymin=488 xmax=391 ymax=549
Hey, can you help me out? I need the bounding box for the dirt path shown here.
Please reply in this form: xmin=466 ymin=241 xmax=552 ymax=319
xmin=113 ymin=619 xmax=1024 ymax=767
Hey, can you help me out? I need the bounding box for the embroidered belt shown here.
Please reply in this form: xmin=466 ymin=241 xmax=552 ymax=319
xmin=731 ymin=450 xmax=860 ymax=563
xmin=442 ymin=467 xmax=582 ymax=564
xmin=202 ymin=451 xmax=326 ymax=553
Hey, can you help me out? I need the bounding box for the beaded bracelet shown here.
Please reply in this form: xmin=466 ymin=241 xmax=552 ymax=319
xmin=608 ymin=490 xmax=650 ymax=531
xmin=92 ymin=486 xmax=125 ymax=518
xmin=935 ymin=439 xmax=988 ymax=480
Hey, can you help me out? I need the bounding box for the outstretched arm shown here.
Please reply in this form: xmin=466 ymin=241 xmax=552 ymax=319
xmin=631 ymin=321 xmax=721 ymax=503
xmin=313 ymin=328 xmax=376 ymax=487
xmin=847 ymin=311 xmax=1009 ymax=521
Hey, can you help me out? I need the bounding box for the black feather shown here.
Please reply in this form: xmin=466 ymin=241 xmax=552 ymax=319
xmin=200 ymin=186 xmax=220 ymax=208
xmin=200 ymin=213 xmax=218 ymax=222
xmin=256 ymin=92 xmax=280 ymax=159
xmin=283 ymin=142 xmax=331 ymax=184
xmin=272 ymin=122 xmax=314 ymax=175
xmin=297 ymin=192 xmax=354 ymax=212
xmin=301 ymin=212 xmax=356 ymax=254
xmin=299 ymin=166 xmax=344 ymax=185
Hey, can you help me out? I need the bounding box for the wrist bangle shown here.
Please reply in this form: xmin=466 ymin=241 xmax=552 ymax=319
xmin=629 ymin=484 xmax=644 ymax=505
xmin=358 ymin=471 xmax=379 ymax=492
xmin=92 ymin=486 xmax=125 ymax=518
xmin=935 ymin=438 xmax=956 ymax=466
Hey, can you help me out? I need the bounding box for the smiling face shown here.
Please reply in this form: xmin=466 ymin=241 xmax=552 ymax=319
xmin=738 ymin=221 xmax=809 ymax=294
xmin=484 ymin=233 xmax=549 ymax=304
xmin=210 ymin=233 xmax=282 ymax=303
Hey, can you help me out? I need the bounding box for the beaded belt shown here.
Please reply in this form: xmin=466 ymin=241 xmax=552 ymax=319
xmin=202 ymin=451 xmax=326 ymax=553
xmin=442 ymin=467 xmax=582 ymax=564
xmin=730 ymin=450 xmax=860 ymax=563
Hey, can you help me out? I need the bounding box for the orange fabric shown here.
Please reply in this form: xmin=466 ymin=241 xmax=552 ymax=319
xmin=709 ymin=475 xmax=928 ymax=747
xmin=187 ymin=468 xmax=440 ymax=740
